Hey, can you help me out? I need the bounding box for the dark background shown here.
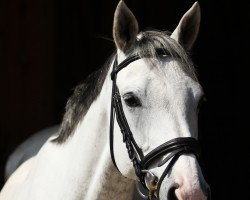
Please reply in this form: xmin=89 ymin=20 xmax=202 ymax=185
xmin=0 ymin=0 xmax=249 ymax=199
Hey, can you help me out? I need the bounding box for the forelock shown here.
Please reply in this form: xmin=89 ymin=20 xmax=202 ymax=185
xmin=129 ymin=30 xmax=197 ymax=81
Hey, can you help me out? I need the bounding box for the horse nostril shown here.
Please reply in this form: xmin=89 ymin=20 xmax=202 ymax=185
xmin=167 ymin=184 xmax=179 ymax=200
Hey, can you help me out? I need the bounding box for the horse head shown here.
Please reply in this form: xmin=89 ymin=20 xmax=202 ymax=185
xmin=111 ymin=1 xmax=210 ymax=199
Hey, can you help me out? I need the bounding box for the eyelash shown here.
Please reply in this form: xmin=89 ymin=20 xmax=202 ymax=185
xmin=123 ymin=93 xmax=142 ymax=108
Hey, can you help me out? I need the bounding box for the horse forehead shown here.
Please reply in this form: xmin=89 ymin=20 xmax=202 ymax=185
xmin=117 ymin=59 xmax=199 ymax=93
xmin=116 ymin=59 xmax=153 ymax=88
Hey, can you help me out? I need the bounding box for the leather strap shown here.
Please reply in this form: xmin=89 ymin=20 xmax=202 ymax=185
xmin=109 ymin=57 xmax=119 ymax=170
xmin=111 ymin=55 xmax=141 ymax=80
xmin=142 ymin=137 xmax=200 ymax=168
xmin=110 ymin=55 xmax=145 ymax=182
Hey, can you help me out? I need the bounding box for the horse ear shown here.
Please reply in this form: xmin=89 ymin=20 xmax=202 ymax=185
xmin=113 ymin=1 xmax=139 ymax=53
xmin=171 ymin=2 xmax=201 ymax=51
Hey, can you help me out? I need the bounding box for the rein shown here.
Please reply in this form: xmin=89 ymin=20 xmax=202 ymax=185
xmin=109 ymin=49 xmax=201 ymax=199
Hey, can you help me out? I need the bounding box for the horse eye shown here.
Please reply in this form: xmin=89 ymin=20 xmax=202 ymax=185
xmin=123 ymin=93 xmax=141 ymax=107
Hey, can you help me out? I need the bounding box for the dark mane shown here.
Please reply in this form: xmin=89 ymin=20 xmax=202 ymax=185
xmin=53 ymin=54 xmax=114 ymax=143
xmin=54 ymin=30 xmax=196 ymax=143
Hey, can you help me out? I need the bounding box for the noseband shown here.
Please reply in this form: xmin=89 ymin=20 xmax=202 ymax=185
xmin=109 ymin=49 xmax=201 ymax=199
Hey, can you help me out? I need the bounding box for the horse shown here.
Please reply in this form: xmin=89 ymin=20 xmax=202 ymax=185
xmin=0 ymin=1 xmax=210 ymax=199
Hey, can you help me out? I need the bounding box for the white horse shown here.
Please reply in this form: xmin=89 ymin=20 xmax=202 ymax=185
xmin=0 ymin=1 xmax=210 ymax=199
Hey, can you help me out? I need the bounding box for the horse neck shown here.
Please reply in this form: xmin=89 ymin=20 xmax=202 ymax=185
xmin=70 ymin=84 xmax=134 ymax=199
xmin=37 ymin=67 xmax=134 ymax=199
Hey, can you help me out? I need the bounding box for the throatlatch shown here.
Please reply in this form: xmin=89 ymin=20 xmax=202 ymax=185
xmin=109 ymin=49 xmax=201 ymax=199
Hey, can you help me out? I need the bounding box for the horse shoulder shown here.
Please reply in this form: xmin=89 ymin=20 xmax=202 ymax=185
xmin=5 ymin=125 xmax=59 ymax=180
xmin=0 ymin=156 xmax=36 ymax=200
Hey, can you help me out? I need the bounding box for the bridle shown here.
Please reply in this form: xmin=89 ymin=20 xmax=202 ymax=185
xmin=109 ymin=48 xmax=201 ymax=199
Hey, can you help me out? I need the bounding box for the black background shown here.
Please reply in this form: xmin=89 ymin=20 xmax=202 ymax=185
xmin=0 ymin=0 xmax=249 ymax=199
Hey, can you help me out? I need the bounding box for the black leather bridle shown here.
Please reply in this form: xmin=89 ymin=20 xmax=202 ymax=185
xmin=109 ymin=48 xmax=201 ymax=198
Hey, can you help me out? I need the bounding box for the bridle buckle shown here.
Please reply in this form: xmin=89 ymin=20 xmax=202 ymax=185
xmin=142 ymin=170 xmax=158 ymax=200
